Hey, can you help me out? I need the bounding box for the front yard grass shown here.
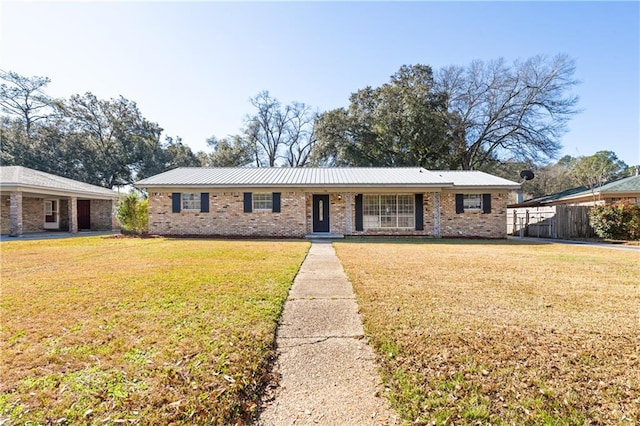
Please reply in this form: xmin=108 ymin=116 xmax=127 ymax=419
xmin=0 ymin=237 xmax=309 ymax=424
xmin=335 ymin=240 xmax=639 ymax=425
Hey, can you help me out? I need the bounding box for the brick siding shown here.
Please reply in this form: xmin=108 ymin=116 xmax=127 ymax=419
xmin=90 ymin=199 xmax=119 ymax=230
xmin=148 ymin=191 xmax=307 ymax=237
xmin=440 ymin=192 xmax=509 ymax=238
xmin=1 ymin=195 xmax=10 ymax=234
xmin=148 ymin=190 xmax=510 ymax=238
xmin=1 ymin=195 xmax=119 ymax=234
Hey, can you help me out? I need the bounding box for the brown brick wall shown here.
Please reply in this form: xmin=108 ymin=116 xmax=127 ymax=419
xmin=1 ymin=195 xmax=10 ymax=234
xmin=440 ymin=191 xmax=509 ymax=238
xmin=90 ymin=199 xmax=118 ymax=230
xmin=59 ymin=199 xmax=70 ymax=231
xmin=1 ymin=195 xmax=119 ymax=234
xmin=23 ymin=197 xmax=46 ymax=233
xmin=147 ymin=190 xmax=509 ymax=238
xmin=2 ymin=195 xmax=48 ymax=234
xmin=148 ymin=191 xmax=307 ymax=237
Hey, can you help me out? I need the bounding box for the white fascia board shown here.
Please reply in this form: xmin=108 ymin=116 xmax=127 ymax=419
xmin=0 ymin=184 xmax=120 ymax=200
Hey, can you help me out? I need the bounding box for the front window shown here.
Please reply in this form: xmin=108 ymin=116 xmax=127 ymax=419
xmin=463 ymin=194 xmax=482 ymax=211
xmin=363 ymin=194 xmax=414 ymax=229
xmin=253 ymin=193 xmax=273 ymax=211
xmin=182 ymin=193 xmax=201 ymax=211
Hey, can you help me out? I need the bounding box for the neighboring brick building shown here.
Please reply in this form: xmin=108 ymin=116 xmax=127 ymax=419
xmin=136 ymin=168 xmax=519 ymax=239
xmin=0 ymin=166 xmax=120 ymax=237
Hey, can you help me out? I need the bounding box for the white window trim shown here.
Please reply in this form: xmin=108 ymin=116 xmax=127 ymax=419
xmin=43 ymin=199 xmax=59 ymax=229
xmin=45 ymin=200 xmax=54 ymax=216
xmin=253 ymin=192 xmax=273 ymax=211
xmin=463 ymin=194 xmax=483 ymax=211
xmin=182 ymin=192 xmax=201 ymax=211
xmin=363 ymin=194 xmax=415 ymax=229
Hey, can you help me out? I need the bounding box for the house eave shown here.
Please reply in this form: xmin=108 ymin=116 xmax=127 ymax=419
xmin=444 ymin=185 xmax=521 ymax=191
xmin=137 ymin=183 xmax=520 ymax=193
xmin=0 ymin=183 xmax=120 ymax=200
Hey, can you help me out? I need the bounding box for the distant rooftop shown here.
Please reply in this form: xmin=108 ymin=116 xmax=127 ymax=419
xmin=517 ymin=174 xmax=640 ymax=206
xmin=136 ymin=167 xmax=520 ymax=189
xmin=0 ymin=166 xmax=120 ymax=199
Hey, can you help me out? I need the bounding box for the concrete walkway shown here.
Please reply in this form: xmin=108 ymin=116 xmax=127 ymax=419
xmin=259 ymin=241 xmax=398 ymax=425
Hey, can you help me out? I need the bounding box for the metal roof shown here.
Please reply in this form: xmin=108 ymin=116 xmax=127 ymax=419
xmin=136 ymin=167 xmax=520 ymax=189
xmin=515 ymin=175 xmax=640 ymax=207
xmin=0 ymin=166 xmax=120 ymax=199
xmin=431 ymin=170 xmax=521 ymax=188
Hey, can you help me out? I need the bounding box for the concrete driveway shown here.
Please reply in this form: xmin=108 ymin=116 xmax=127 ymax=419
xmin=0 ymin=230 xmax=120 ymax=242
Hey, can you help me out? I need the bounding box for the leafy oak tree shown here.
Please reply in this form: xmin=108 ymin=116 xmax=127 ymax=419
xmin=312 ymin=65 xmax=450 ymax=168
xmin=55 ymin=92 xmax=164 ymax=187
xmin=198 ymin=135 xmax=254 ymax=167
xmin=1 ymin=70 xmax=203 ymax=187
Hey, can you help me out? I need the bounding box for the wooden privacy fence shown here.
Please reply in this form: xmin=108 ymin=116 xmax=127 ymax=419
xmin=507 ymin=205 xmax=595 ymax=239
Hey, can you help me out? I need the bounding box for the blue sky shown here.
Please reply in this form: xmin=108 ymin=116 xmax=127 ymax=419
xmin=1 ymin=1 xmax=638 ymax=166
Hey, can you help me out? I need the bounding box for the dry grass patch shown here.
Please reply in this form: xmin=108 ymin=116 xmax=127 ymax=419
xmin=1 ymin=237 xmax=309 ymax=424
xmin=335 ymin=240 xmax=639 ymax=425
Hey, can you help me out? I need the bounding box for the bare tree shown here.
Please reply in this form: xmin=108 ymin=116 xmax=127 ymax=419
xmin=0 ymin=70 xmax=53 ymax=136
xmin=242 ymin=91 xmax=317 ymax=167
xmin=243 ymin=91 xmax=289 ymax=167
xmin=285 ymin=102 xmax=317 ymax=167
xmin=436 ymin=54 xmax=580 ymax=170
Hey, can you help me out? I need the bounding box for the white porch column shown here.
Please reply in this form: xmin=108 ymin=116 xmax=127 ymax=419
xmin=69 ymin=196 xmax=78 ymax=233
xmin=9 ymin=191 xmax=23 ymax=237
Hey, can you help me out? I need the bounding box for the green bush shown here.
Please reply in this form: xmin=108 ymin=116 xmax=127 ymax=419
xmin=589 ymin=201 xmax=640 ymax=240
xmin=117 ymin=192 xmax=148 ymax=234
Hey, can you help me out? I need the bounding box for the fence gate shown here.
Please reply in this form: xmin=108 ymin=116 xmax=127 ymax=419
xmin=508 ymin=206 xmax=595 ymax=239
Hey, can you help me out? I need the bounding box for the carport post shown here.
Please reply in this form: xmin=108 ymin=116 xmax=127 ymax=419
xmin=9 ymin=191 xmax=23 ymax=237
xmin=69 ymin=196 xmax=78 ymax=233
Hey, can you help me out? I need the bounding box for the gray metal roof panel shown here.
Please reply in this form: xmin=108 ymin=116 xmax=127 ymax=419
xmin=136 ymin=167 xmax=456 ymax=187
xmin=137 ymin=167 xmax=520 ymax=189
xmin=433 ymin=170 xmax=521 ymax=188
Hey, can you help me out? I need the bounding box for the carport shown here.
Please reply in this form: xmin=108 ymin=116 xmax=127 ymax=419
xmin=0 ymin=166 xmax=120 ymax=237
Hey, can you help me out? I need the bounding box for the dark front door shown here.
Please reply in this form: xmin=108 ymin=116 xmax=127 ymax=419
xmin=312 ymin=194 xmax=330 ymax=233
xmin=77 ymin=200 xmax=91 ymax=230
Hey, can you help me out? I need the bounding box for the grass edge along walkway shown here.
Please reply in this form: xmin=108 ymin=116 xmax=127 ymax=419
xmin=1 ymin=237 xmax=310 ymax=425
xmin=259 ymin=241 xmax=399 ymax=425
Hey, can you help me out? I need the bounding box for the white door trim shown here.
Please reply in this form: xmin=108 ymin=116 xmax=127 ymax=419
xmin=43 ymin=199 xmax=60 ymax=229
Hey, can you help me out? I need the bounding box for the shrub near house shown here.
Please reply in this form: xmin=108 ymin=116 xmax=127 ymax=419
xmin=589 ymin=201 xmax=640 ymax=240
xmin=117 ymin=192 xmax=148 ymax=234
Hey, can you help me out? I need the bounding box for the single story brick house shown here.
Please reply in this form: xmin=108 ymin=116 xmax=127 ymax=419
xmin=136 ymin=167 xmax=520 ymax=238
xmin=0 ymin=166 xmax=120 ymax=237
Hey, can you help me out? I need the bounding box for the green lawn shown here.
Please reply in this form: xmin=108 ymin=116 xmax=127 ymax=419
xmin=335 ymin=240 xmax=639 ymax=425
xmin=0 ymin=237 xmax=309 ymax=424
